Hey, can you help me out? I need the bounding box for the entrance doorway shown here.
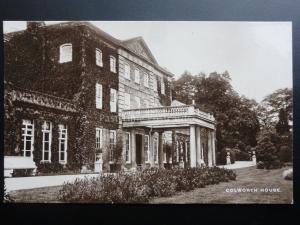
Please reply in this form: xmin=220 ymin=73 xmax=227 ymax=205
xmin=135 ymin=134 xmax=142 ymax=166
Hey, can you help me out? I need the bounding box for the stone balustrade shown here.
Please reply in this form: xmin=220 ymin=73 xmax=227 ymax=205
xmin=122 ymin=105 xmax=215 ymax=122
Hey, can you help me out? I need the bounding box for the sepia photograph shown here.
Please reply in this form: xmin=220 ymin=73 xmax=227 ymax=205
xmin=3 ymin=21 xmax=293 ymax=204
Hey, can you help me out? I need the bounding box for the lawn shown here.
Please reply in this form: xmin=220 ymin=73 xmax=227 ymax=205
xmin=150 ymin=166 xmax=293 ymax=204
xmin=7 ymin=166 xmax=293 ymax=204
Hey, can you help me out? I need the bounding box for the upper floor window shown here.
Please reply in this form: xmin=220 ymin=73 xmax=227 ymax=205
xmin=124 ymin=63 xmax=130 ymax=80
xmin=110 ymin=56 xmax=116 ymax=73
xmin=144 ymin=99 xmax=149 ymax=108
xmin=161 ymin=78 xmax=165 ymax=95
xmin=124 ymin=93 xmax=131 ymax=110
xmin=95 ymin=83 xmax=103 ymax=109
xmin=144 ymin=73 xmax=149 ymax=87
xmin=96 ymin=48 xmax=103 ymax=67
xmin=135 ymin=96 xmax=141 ymax=109
xmin=134 ymin=69 xmax=140 ymax=84
xmin=153 ymin=75 xmax=158 ymax=92
xmin=59 ymin=43 xmax=72 ymax=63
xmin=21 ymin=119 xmax=34 ymax=157
xmin=110 ymin=88 xmax=117 ymax=112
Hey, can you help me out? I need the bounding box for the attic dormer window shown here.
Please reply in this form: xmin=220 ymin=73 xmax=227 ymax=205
xmin=59 ymin=43 xmax=72 ymax=63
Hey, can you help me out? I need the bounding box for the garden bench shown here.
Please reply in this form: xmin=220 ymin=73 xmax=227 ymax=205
xmin=4 ymin=156 xmax=37 ymax=177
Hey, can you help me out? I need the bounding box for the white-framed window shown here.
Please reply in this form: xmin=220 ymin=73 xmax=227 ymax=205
xmin=125 ymin=132 xmax=131 ymax=163
xmin=144 ymin=135 xmax=150 ymax=163
xmin=153 ymin=75 xmax=158 ymax=92
xmin=154 ymin=137 xmax=158 ymax=163
xmin=185 ymin=141 xmax=190 ymax=163
xmin=135 ymin=96 xmax=141 ymax=108
xmin=96 ymin=128 xmax=103 ymax=150
xmin=42 ymin=121 xmax=52 ymax=162
xmin=58 ymin=124 xmax=68 ymax=164
xmin=59 ymin=43 xmax=72 ymax=63
xmin=161 ymin=78 xmax=165 ymax=95
xmin=144 ymin=99 xmax=149 ymax=108
xmin=124 ymin=93 xmax=131 ymax=110
xmin=21 ymin=119 xmax=34 ymax=157
xmin=110 ymin=56 xmax=116 ymax=73
xmin=95 ymin=48 xmax=103 ymax=67
xmin=124 ymin=63 xmax=130 ymax=80
xmin=134 ymin=68 xmax=140 ymax=84
xmin=110 ymin=88 xmax=117 ymax=112
xmin=109 ymin=130 xmax=116 ymax=162
xmin=95 ymin=83 xmax=103 ymax=109
xmin=144 ymin=72 xmax=149 ymax=87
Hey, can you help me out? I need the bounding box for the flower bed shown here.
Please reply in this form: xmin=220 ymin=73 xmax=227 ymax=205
xmin=58 ymin=167 xmax=236 ymax=203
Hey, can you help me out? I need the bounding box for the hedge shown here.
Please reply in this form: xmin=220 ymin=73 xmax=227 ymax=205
xmin=58 ymin=167 xmax=236 ymax=203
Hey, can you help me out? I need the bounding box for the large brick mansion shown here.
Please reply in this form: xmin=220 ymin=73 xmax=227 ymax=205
xmin=4 ymin=21 xmax=216 ymax=174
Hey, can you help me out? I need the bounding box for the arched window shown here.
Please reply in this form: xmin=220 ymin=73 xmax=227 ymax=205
xmin=59 ymin=43 xmax=72 ymax=63
xmin=95 ymin=48 xmax=103 ymax=66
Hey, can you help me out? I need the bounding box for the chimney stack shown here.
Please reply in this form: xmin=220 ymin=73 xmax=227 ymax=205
xmin=27 ymin=21 xmax=45 ymax=32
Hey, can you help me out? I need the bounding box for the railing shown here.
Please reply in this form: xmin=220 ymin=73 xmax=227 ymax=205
xmin=11 ymin=88 xmax=77 ymax=112
xmin=122 ymin=105 xmax=215 ymax=122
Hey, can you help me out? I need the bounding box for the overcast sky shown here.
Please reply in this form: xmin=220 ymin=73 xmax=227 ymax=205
xmin=3 ymin=21 xmax=292 ymax=102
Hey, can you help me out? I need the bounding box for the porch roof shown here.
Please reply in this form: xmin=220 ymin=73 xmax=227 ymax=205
xmin=121 ymin=105 xmax=216 ymax=130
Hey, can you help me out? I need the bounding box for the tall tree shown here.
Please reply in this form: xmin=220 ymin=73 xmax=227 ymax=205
xmin=259 ymin=88 xmax=293 ymax=129
xmin=172 ymin=71 xmax=260 ymax=155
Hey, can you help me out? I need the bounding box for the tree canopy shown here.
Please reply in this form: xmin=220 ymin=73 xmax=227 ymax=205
xmin=172 ymin=71 xmax=260 ymax=154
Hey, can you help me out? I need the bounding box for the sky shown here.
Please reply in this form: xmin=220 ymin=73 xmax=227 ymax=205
xmin=3 ymin=21 xmax=292 ymax=102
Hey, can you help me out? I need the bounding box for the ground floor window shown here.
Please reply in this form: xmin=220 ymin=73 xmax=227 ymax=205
xmin=125 ymin=132 xmax=131 ymax=163
xmin=21 ymin=119 xmax=34 ymax=157
xmin=96 ymin=128 xmax=103 ymax=150
xmin=42 ymin=121 xmax=52 ymax=162
xmin=58 ymin=124 xmax=67 ymax=164
xmin=144 ymin=135 xmax=150 ymax=163
xmin=163 ymin=138 xmax=167 ymax=163
xmin=109 ymin=130 xmax=116 ymax=162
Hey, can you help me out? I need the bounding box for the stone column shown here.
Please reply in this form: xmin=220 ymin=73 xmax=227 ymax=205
xmin=149 ymin=132 xmax=155 ymax=167
xmin=158 ymin=131 xmax=164 ymax=169
xmin=196 ymin=126 xmax=201 ymax=167
xmin=141 ymin=134 xmax=145 ymax=168
xmin=212 ymin=130 xmax=216 ymax=166
xmin=130 ymin=129 xmax=137 ymax=168
xmin=207 ymin=130 xmax=212 ymax=167
xmin=189 ymin=125 xmax=196 ymax=167
xmin=171 ymin=130 xmax=176 ymax=166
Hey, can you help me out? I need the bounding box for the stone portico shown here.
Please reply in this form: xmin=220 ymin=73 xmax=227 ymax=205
xmin=121 ymin=104 xmax=216 ymax=170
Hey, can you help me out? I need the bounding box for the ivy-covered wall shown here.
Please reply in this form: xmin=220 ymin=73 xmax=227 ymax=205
xmin=4 ymin=22 xmax=120 ymax=173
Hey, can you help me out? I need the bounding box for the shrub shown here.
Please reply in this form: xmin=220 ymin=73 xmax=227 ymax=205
xmin=58 ymin=167 xmax=236 ymax=203
xmin=256 ymin=161 xmax=265 ymax=169
xmin=235 ymin=150 xmax=250 ymax=161
xmin=3 ymin=184 xmax=14 ymax=203
xmin=278 ymin=145 xmax=292 ymax=162
xmin=282 ymin=168 xmax=293 ymax=180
